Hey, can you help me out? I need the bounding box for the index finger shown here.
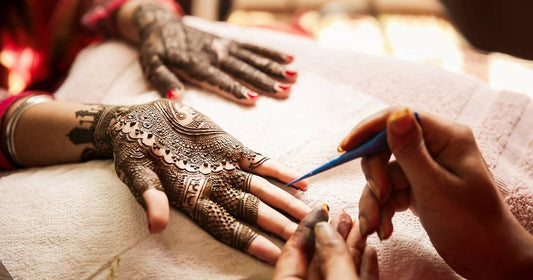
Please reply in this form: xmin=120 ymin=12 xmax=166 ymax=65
xmin=338 ymin=107 xmax=399 ymax=152
xmin=273 ymin=205 xmax=329 ymax=280
xmin=314 ymin=222 xmax=359 ymax=280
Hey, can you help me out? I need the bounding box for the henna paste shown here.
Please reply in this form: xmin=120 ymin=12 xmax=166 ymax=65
xmin=67 ymin=105 xmax=116 ymax=161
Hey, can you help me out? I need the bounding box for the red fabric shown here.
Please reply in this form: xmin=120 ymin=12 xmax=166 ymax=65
xmin=0 ymin=0 xmax=183 ymax=94
xmin=83 ymin=0 xmax=184 ymax=33
xmin=0 ymin=91 xmax=52 ymax=170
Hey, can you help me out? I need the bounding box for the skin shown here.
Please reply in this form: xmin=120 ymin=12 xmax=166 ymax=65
xmin=439 ymin=0 xmax=533 ymax=60
xmin=273 ymin=207 xmax=379 ymax=280
xmin=115 ymin=0 xmax=298 ymax=105
xmin=3 ymin=98 xmax=311 ymax=264
xmin=339 ymin=107 xmax=533 ymax=279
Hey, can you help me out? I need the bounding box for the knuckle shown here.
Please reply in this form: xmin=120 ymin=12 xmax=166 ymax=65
xmin=320 ymin=239 xmax=348 ymax=254
xmin=393 ymin=137 xmax=425 ymax=159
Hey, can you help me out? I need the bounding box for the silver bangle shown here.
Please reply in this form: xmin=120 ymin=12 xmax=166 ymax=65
xmin=4 ymin=94 xmax=54 ymax=166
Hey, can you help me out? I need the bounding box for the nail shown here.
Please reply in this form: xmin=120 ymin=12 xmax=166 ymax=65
xmin=284 ymin=54 xmax=294 ymax=62
xmin=166 ymin=88 xmax=181 ymax=100
xmin=321 ymin=203 xmax=330 ymax=215
xmin=337 ymin=145 xmax=345 ymax=153
xmin=277 ymin=83 xmax=291 ymax=91
xmin=246 ymin=90 xmax=259 ymax=99
xmin=148 ymin=222 xmax=153 ymax=232
xmin=389 ymin=108 xmax=414 ymax=136
xmin=299 ymin=206 xmax=329 ymax=230
xmin=314 ymin=221 xmax=335 ymax=239
xmin=284 ymin=70 xmax=298 ymax=77
xmin=315 ymin=221 xmax=328 ymax=229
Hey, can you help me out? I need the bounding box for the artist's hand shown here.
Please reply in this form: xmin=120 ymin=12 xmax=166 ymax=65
xmin=339 ymin=107 xmax=533 ymax=279
xmin=132 ymin=2 xmax=296 ymax=105
xmin=273 ymin=207 xmax=379 ymax=280
xmin=93 ymin=99 xmax=310 ymax=263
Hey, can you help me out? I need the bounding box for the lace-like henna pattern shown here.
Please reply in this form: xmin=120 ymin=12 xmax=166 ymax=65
xmin=93 ymin=100 xmax=267 ymax=250
xmin=68 ymin=105 xmax=119 ymax=161
xmin=133 ymin=3 xmax=282 ymax=98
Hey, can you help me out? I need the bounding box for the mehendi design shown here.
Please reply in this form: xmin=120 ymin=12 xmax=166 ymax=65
xmin=68 ymin=105 xmax=117 ymax=161
xmin=92 ymin=100 xmax=268 ymax=250
xmin=133 ymin=3 xmax=288 ymax=99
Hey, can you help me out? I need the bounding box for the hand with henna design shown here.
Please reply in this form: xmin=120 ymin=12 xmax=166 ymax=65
xmin=116 ymin=0 xmax=297 ymax=105
xmin=90 ymin=99 xmax=310 ymax=263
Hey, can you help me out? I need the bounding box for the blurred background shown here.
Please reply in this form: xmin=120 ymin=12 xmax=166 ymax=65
xmin=183 ymin=0 xmax=533 ymax=98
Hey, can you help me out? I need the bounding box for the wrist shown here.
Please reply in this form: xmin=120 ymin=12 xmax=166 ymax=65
xmin=1 ymin=93 xmax=54 ymax=168
xmin=88 ymin=106 xmax=123 ymax=160
xmin=472 ymin=211 xmax=533 ymax=279
xmin=116 ymin=0 xmax=182 ymax=44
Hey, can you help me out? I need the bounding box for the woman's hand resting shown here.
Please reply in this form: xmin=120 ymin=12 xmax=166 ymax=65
xmin=120 ymin=1 xmax=297 ymax=105
xmin=93 ymin=99 xmax=310 ymax=264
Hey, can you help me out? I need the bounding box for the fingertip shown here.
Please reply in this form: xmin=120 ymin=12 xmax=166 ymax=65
xmin=283 ymin=54 xmax=294 ymax=64
xmin=283 ymin=69 xmax=298 ymax=82
xmin=236 ymin=92 xmax=260 ymax=106
xmin=274 ymin=83 xmax=291 ymax=99
xmin=360 ymin=246 xmax=380 ymax=280
xmin=143 ymin=189 xmax=169 ymax=233
xmin=331 ymin=211 xmax=353 ymax=239
xmin=247 ymin=235 xmax=281 ymax=265
xmin=166 ymin=88 xmax=184 ymax=101
xmin=294 ymin=179 xmax=308 ymax=191
xmin=387 ymin=108 xmax=415 ymax=136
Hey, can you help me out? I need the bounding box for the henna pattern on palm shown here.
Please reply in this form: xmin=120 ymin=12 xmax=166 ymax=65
xmin=134 ymin=3 xmax=293 ymax=102
xmin=93 ymin=100 xmax=270 ymax=250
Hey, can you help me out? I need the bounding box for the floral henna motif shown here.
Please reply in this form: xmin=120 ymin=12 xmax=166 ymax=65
xmin=133 ymin=3 xmax=287 ymax=100
xmin=91 ymin=100 xmax=268 ymax=250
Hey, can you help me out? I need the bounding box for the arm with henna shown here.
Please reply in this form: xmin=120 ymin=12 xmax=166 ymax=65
xmin=113 ymin=0 xmax=297 ymax=105
xmin=2 ymin=97 xmax=311 ymax=264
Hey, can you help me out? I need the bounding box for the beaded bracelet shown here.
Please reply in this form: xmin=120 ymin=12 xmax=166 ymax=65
xmin=4 ymin=95 xmax=54 ymax=166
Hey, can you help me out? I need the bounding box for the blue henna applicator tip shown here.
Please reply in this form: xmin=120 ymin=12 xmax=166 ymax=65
xmin=287 ymin=112 xmax=420 ymax=186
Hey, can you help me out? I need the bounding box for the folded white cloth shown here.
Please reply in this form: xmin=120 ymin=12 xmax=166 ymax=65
xmin=1 ymin=17 xmax=531 ymax=279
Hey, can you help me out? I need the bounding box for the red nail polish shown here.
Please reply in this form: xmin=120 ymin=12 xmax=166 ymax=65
xmin=277 ymin=84 xmax=291 ymax=91
xmin=284 ymin=70 xmax=297 ymax=77
xmin=166 ymin=89 xmax=177 ymax=99
xmin=247 ymin=91 xmax=259 ymax=99
xmin=148 ymin=222 xmax=153 ymax=232
xmin=284 ymin=54 xmax=294 ymax=62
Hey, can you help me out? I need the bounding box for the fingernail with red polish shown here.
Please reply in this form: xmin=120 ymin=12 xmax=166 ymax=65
xmin=277 ymin=83 xmax=291 ymax=91
xmin=246 ymin=91 xmax=259 ymax=99
xmin=284 ymin=70 xmax=298 ymax=77
xmin=284 ymin=54 xmax=294 ymax=62
xmin=166 ymin=89 xmax=178 ymax=99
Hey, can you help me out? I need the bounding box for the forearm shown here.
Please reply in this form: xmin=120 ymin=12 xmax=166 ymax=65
xmin=2 ymin=98 xmax=113 ymax=167
xmin=116 ymin=0 xmax=178 ymax=44
xmin=439 ymin=0 xmax=533 ymax=59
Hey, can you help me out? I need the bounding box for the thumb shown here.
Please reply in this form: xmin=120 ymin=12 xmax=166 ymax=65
xmin=386 ymin=109 xmax=442 ymax=194
xmin=142 ymin=189 xmax=170 ymax=233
